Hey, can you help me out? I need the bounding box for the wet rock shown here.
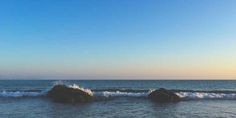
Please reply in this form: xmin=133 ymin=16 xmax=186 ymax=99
xmin=148 ymin=88 xmax=181 ymax=102
xmin=47 ymin=85 xmax=93 ymax=103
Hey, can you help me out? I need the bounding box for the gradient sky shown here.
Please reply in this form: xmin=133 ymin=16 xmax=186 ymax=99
xmin=0 ymin=0 xmax=236 ymax=79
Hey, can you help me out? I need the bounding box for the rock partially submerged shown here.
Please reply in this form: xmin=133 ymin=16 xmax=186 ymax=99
xmin=47 ymin=85 xmax=94 ymax=103
xmin=148 ymin=88 xmax=181 ymax=102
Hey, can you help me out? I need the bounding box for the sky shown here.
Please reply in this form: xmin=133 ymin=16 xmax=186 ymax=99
xmin=0 ymin=0 xmax=236 ymax=79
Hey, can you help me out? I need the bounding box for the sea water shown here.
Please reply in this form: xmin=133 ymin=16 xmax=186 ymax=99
xmin=0 ymin=80 xmax=236 ymax=118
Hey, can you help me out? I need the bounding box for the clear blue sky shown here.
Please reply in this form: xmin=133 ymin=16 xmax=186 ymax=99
xmin=0 ymin=0 xmax=236 ymax=79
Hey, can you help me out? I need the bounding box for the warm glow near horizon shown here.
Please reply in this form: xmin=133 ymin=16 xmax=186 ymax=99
xmin=0 ymin=0 xmax=236 ymax=79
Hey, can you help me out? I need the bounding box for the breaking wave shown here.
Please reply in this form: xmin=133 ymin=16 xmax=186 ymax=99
xmin=176 ymin=92 xmax=236 ymax=100
xmin=94 ymin=91 xmax=149 ymax=97
xmin=1 ymin=83 xmax=236 ymax=100
xmin=0 ymin=90 xmax=46 ymax=97
xmin=68 ymin=84 xmax=93 ymax=96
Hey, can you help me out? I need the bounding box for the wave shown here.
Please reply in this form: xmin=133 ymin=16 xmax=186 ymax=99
xmin=94 ymin=90 xmax=236 ymax=99
xmin=176 ymin=92 xmax=236 ymax=100
xmin=94 ymin=91 xmax=149 ymax=97
xmin=1 ymin=83 xmax=236 ymax=100
xmin=172 ymin=89 xmax=236 ymax=94
xmin=1 ymin=90 xmax=236 ymax=100
xmin=0 ymin=90 xmax=46 ymax=97
xmin=68 ymin=84 xmax=93 ymax=96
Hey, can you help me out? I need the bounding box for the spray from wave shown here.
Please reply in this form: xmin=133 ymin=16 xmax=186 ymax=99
xmin=68 ymin=84 xmax=93 ymax=96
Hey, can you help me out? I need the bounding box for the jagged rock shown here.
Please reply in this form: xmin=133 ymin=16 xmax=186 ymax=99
xmin=148 ymin=88 xmax=181 ymax=102
xmin=47 ymin=85 xmax=93 ymax=103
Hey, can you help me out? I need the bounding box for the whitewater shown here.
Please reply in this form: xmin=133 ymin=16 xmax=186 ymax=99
xmin=1 ymin=83 xmax=236 ymax=100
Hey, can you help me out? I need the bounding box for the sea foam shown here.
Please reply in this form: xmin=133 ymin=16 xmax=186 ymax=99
xmin=0 ymin=91 xmax=46 ymax=97
xmin=1 ymin=83 xmax=236 ymax=100
xmin=176 ymin=92 xmax=236 ymax=99
xmin=94 ymin=91 xmax=148 ymax=97
xmin=68 ymin=84 xmax=93 ymax=96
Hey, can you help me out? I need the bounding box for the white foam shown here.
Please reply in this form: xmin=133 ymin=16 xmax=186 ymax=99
xmin=52 ymin=81 xmax=93 ymax=96
xmin=94 ymin=91 xmax=148 ymax=97
xmin=68 ymin=84 xmax=93 ymax=96
xmin=0 ymin=91 xmax=46 ymax=97
xmin=176 ymin=92 xmax=236 ymax=99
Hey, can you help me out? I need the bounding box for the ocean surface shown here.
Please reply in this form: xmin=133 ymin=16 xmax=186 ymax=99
xmin=0 ymin=80 xmax=236 ymax=118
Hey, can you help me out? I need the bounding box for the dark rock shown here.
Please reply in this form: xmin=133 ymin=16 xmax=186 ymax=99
xmin=148 ymin=88 xmax=181 ymax=102
xmin=47 ymin=85 xmax=93 ymax=103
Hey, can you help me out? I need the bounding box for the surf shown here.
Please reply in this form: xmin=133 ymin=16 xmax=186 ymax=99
xmin=1 ymin=83 xmax=236 ymax=100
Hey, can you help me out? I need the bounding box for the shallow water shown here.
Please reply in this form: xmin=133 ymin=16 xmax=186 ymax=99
xmin=0 ymin=80 xmax=236 ymax=118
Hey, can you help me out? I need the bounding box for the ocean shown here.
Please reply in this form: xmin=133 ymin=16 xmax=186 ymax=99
xmin=0 ymin=80 xmax=236 ymax=118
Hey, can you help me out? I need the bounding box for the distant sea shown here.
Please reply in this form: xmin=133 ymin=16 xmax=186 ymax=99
xmin=0 ymin=80 xmax=236 ymax=118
